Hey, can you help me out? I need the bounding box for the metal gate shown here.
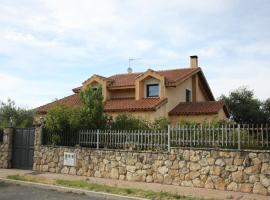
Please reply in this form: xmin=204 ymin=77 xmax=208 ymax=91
xmin=12 ymin=128 xmax=35 ymax=169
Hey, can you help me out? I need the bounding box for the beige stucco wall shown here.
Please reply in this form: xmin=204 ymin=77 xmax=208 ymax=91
xmin=196 ymin=79 xmax=207 ymax=102
xmin=169 ymin=114 xmax=219 ymax=125
xmin=169 ymin=109 xmax=228 ymax=126
xmin=109 ymin=89 xmax=135 ymax=99
xmin=165 ymin=77 xmax=192 ymax=113
xmin=217 ymin=109 xmax=228 ymax=120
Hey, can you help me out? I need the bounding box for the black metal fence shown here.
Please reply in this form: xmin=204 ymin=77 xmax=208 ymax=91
xmin=42 ymin=129 xmax=79 ymax=147
xmin=41 ymin=124 xmax=270 ymax=151
xmin=0 ymin=128 xmax=3 ymax=143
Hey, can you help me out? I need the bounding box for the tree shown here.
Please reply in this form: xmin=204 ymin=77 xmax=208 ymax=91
xmin=0 ymin=99 xmax=33 ymax=128
xmin=80 ymin=86 xmax=107 ymax=129
xmin=44 ymin=105 xmax=80 ymax=134
xmin=219 ymin=87 xmax=265 ymax=124
xmin=262 ymin=98 xmax=270 ymax=123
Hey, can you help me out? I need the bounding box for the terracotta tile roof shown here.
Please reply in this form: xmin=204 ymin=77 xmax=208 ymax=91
xmin=108 ymin=68 xmax=199 ymax=88
xmin=104 ymin=98 xmax=168 ymax=112
xmin=35 ymin=94 xmax=168 ymax=114
xmin=35 ymin=94 xmax=81 ymax=114
xmin=107 ymin=73 xmax=141 ymax=87
xmin=158 ymin=68 xmax=200 ymax=85
xmin=169 ymin=101 xmax=228 ymax=116
xmin=72 ymin=68 xmax=200 ymax=92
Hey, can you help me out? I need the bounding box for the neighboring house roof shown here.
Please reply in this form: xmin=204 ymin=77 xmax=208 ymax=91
xmin=104 ymin=98 xmax=168 ymax=112
xmin=169 ymin=101 xmax=229 ymax=116
xmin=35 ymin=94 xmax=168 ymax=114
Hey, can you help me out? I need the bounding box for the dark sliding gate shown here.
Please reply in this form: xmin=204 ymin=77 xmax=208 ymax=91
xmin=12 ymin=128 xmax=35 ymax=169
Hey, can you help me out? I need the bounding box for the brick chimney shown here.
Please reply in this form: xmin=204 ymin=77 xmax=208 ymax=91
xmin=190 ymin=55 xmax=198 ymax=68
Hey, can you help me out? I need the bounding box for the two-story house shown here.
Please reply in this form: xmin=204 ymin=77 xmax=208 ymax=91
xmin=36 ymin=56 xmax=229 ymax=124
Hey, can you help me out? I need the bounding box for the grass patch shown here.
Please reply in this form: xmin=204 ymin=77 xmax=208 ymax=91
xmin=7 ymin=175 xmax=205 ymax=200
xmin=55 ymin=179 xmax=199 ymax=200
xmin=7 ymin=174 xmax=54 ymax=184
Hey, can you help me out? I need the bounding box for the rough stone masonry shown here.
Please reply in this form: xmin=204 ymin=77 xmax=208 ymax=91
xmin=33 ymin=146 xmax=270 ymax=196
xmin=0 ymin=128 xmax=12 ymax=168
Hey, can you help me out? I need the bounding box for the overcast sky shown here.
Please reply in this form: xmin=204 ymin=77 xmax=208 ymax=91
xmin=0 ymin=0 xmax=270 ymax=108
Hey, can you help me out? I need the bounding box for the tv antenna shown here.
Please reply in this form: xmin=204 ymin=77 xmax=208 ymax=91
xmin=128 ymin=58 xmax=142 ymax=68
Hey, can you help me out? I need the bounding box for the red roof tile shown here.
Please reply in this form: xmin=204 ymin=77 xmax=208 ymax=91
xmin=108 ymin=73 xmax=141 ymax=87
xmin=169 ymin=101 xmax=228 ymax=116
xmin=35 ymin=94 xmax=81 ymax=114
xmin=108 ymin=68 xmax=199 ymax=87
xmin=104 ymin=98 xmax=168 ymax=112
xmin=35 ymin=94 xmax=168 ymax=114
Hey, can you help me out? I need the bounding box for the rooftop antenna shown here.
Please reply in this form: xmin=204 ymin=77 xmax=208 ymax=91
xmin=128 ymin=58 xmax=142 ymax=68
xmin=128 ymin=58 xmax=142 ymax=73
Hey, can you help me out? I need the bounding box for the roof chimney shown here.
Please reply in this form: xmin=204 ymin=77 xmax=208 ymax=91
xmin=190 ymin=55 xmax=198 ymax=68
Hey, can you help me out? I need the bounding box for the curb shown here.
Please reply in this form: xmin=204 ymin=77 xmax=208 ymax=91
xmin=0 ymin=178 xmax=148 ymax=200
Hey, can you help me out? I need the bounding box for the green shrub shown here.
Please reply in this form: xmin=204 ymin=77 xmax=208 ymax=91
xmin=110 ymin=113 xmax=150 ymax=130
xmin=44 ymin=105 xmax=81 ymax=134
xmin=151 ymin=117 xmax=170 ymax=130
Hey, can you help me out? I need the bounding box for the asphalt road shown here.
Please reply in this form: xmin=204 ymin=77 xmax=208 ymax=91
xmin=0 ymin=181 xmax=111 ymax=200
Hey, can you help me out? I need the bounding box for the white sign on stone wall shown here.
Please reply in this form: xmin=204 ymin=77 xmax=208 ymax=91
xmin=64 ymin=152 xmax=76 ymax=166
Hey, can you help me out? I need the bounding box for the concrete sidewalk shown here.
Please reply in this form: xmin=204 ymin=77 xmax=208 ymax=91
xmin=0 ymin=169 xmax=268 ymax=200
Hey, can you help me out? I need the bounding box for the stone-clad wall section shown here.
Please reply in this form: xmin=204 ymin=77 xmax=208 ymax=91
xmin=0 ymin=128 xmax=13 ymax=168
xmin=33 ymin=146 xmax=270 ymax=196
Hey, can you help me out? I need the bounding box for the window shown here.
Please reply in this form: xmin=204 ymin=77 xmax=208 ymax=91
xmin=186 ymin=89 xmax=192 ymax=102
xmin=146 ymin=84 xmax=159 ymax=97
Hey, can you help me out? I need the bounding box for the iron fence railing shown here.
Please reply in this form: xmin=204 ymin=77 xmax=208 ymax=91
xmin=0 ymin=128 xmax=3 ymax=143
xmin=170 ymin=124 xmax=269 ymax=150
xmin=79 ymin=129 xmax=168 ymax=150
xmin=42 ymin=129 xmax=79 ymax=147
xmin=42 ymin=124 xmax=270 ymax=151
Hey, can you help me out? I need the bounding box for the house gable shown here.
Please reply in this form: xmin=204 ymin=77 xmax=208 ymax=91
xmin=135 ymin=69 xmax=165 ymax=100
xmin=82 ymin=75 xmax=109 ymax=100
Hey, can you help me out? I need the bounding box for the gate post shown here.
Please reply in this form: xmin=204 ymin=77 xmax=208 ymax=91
xmin=1 ymin=127 xmax=13 ymax=168
xmin=34 ymin=125 xmax=43 ymax=148
xmin=33 ymin=124 xmax=43 ymax=171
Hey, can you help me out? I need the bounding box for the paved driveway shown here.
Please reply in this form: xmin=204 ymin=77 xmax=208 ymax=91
xmin=0 ymin=181 xmax=108 ymax=200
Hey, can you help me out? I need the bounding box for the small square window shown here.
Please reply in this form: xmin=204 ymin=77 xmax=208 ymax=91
xmin=147 ymin=84 xmax=159 ymax=97
xmin=92 ymin=87 xmax=98 ymax=91
xmin=186 ymin=89 xmax=192 ymax=102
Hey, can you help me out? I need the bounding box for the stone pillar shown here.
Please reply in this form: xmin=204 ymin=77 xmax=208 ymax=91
xmin=0 ymin=127 xmax=13 ymax=168
xmin=33 ymin=125 xmax=43 ymax=171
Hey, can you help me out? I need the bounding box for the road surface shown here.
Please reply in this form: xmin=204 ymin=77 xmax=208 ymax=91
xmin=0 ymin=181 xmax=111 ymax=200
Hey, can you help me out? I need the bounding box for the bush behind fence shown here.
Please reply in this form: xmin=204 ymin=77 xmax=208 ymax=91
xmin=42 ymin=124 xmax=270 ymax=151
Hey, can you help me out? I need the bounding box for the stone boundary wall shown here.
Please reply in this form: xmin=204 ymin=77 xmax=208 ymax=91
xmin=0 ymin=128 xmax=13 ymax=168
xmin=33 ymin=145 xmax=270 ymax=196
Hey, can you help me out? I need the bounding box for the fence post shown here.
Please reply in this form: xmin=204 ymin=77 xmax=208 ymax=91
xmin=97 ymin=129 xmax=99 ymax=150
xmin=168 ymin=125 xmax=171 ymax=152
xmin=237 ymin=124 xmax=241 ymax=150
